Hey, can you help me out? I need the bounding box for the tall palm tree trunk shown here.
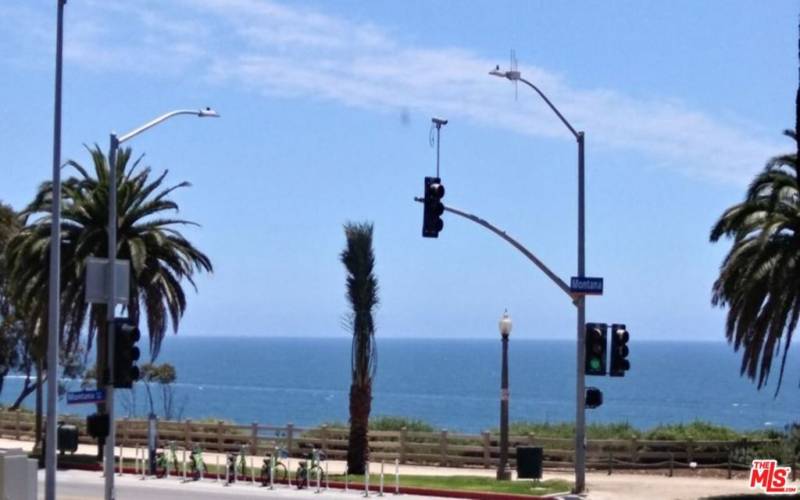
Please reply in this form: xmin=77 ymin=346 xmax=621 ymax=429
xmin=340 ymin=223 xmax=379 ymax=475
xmin=347 ymin=381 xmax=372 ymax=474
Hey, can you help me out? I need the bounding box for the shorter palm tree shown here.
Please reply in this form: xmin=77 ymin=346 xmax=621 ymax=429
xmin=341 ymin=222 xmax=379 ymax=475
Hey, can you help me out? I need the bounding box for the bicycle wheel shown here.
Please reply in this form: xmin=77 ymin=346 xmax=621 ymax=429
xmin=274 ymin=463 xmax=288 ymax=482
xmin=295 ymin=466 xmax=308 ymax=489
xmin=310 ymin=466 xmax=325 ymax=484
xmin=154 ymin=454 xmax=165 ymax=478
xmin=260 ymin=465 xmax=269 ymax=487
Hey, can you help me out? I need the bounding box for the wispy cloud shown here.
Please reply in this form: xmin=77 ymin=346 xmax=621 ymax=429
xmin=4 ymin=0 xmax=783 ymax=185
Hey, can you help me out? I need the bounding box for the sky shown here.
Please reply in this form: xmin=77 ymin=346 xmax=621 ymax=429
xmin=0 ymin=1 xmax=797 ymax=345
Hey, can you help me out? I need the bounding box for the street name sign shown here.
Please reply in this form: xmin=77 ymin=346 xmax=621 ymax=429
xmin=66 ymin=389 xmax=106 ymax=405
xmin=570 ymin=276 xmax=604 ymax=295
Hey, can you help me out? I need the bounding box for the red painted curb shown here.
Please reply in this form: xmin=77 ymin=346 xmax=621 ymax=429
xmin=57 ymin=464 xmax=551 ymax=500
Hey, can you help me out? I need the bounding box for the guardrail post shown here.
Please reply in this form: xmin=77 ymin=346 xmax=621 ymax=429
xmin=251 ymin=422 xmax=259 ymax=456
xmin=727 ymin=447 xmax=732 ymax=480
xmin=607 ymin=449 xmax=613 ymax=475
xmin=14 ymin=410 xmax=20 ymax=440
xmin=669 ymin=452 xmax=674 ymax=477
xmin=287 ymin=423 xmax=294 ymax=455
xmin=686 ymin=439 xmax=694 ymax=465
xmin=217 ymin=420 xmax=224 ymax=454
xmin=184 ymin=419 xmax=192 ymax=450
xmin=481 ymin=431 xmax=491 ymax=469
xmin=439 ymin=429 xmax=448 ymax=467
xmin=629 ymin=437 xmax=639 ymax=463
xmin=399 ymin=427 xmax=408 ymax=465
xmin=123 ymin=417 xmax=130 ymax=449
xmin=792 ymin=454 xmax=796 ymax=481
xmin=321 ymin=424 xmax=328 ymax=454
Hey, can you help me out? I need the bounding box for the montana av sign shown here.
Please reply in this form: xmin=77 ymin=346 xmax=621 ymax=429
xmin=570 ymin=276 xmax=603 ymax=295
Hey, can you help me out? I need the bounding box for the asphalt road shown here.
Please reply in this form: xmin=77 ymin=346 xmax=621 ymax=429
xmin=38 ymin=469 xmax=455 ymax=500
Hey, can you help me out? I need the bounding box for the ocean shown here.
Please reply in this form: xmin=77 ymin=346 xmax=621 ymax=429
xmin=1 ymin=337 xmax=798 ymax=433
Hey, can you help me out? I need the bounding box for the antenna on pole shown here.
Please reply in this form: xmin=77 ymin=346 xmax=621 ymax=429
xmin=431 ymin=117 xmax=448 ymax=178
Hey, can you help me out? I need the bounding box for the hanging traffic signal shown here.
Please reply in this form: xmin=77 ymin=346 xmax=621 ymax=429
xmin=113 ymin=318 xmax=141 ymax=389
xmin=585 ymin=387 xmax=603 ymax=409
xmin=609 ymin=323 xmax=630 ymax=377
xmin=422 ymin=176 xmax=445 ymax=238
xmin=585 ymin=322 xmax=607 ymax=376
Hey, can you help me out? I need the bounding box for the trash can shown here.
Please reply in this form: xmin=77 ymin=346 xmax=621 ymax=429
xmin=516 ymin=446 xmax=543 ymax=479
xmin=57 ymin=423 xmax=79 ymax=454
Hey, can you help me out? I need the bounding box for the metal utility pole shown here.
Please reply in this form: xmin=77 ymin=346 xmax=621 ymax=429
xmin=45 ymin=2 xmax=66 ymax=499
xmin=497 ymin=311 xmax=512 ymax=480
xmin=490 ymin=66 xmax=589 ymax=493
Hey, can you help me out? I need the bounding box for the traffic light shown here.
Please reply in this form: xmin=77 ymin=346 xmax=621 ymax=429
xmin=609 ymin=323 xmax=630 ymax=377
xmin=113 ymin=318 xmax=141 ymax=389
xmin=86 ymin=413 xmax=110 ymax=440
xmin=585 ymin=322 xmax=607 ymax=376
xmin=422 ymin=176 xmax=445 ymax=238
xmin=585 ymin=387 xmax=603 ymax=409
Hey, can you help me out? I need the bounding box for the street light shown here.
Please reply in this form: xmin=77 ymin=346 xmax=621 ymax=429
xmin=103 ymin=107 xmax=218 ymax=500
xmin=45 ymin=2 xmax=67 ymax=500
xmin=490 ymin=65 xmax=588 ymax=493
xmin=497 ymin=310 xmax=512 ymax=481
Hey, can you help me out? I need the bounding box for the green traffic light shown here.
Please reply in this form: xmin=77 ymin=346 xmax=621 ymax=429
xmin=590 ymin=358 xmax=601 ymax=371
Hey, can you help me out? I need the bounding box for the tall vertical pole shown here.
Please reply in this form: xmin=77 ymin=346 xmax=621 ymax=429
xmin=574 ymin=132 xmax=586 ymax=493
xmin=45 ymin=2 xmax=66 ymax=499
xmin=105 ymin=133 xmax=119 ymax=500
xmin=497 ymin=333 xmax=510 ymax=480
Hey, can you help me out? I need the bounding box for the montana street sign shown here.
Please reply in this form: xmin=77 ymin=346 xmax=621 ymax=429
xmin=66 ymin=389 xmax=106 ymax=405
xmin=570 ymin=276 xmax=603 ymax=295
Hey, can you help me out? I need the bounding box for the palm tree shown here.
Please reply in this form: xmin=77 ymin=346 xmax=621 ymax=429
xmin=5 ymin=145 xmax=212 ymax=388
xmin=341 ymin=222 xmax=379 ymax=474
xmin=710 ymin=130 xmax=800 ymax=393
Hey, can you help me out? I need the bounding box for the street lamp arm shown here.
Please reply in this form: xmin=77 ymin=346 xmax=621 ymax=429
xmin=118 ymin=108 xmax=219 ymax=144
xmin=516 ymin=76 xmax=579 ymax=140
xmin=414 ymin=197 xmax=574 ymax=301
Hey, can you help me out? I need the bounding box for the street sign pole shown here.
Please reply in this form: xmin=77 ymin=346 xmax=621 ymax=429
xmin=575 ymin=131 xmax=587 ymax=494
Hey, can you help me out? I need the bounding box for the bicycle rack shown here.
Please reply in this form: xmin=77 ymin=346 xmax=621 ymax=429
xmin=269 ymin=455 xmax=275 ymax=490
xmin=364 ymin=461 xmax=370 ymax=497
xmin=394 ymin=459 xmax=399 ymax=495
xmin=325 ymin=460 xmax=329 ymax=490
xmin=315 ymin=465 xmax=321 ymax=493
xmin=117 ymin=444 xmax=124 ymax=476
xmin=215 ymin=454 xmax=219 ymax=482
xmin=251 ymin=455 xmax=256 ymax=484
xmin=379 ymin=460 xmax=384 ymax=496
xmin=182 ymin=449 xmax=188 ymax=482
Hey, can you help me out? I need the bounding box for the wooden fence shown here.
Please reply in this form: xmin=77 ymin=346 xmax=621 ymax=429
xmin=0 ymin=410 xmax=790 ymax=474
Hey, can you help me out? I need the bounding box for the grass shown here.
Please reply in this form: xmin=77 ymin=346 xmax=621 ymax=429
xmin=333 ymin=474 xmax=570 ymax=496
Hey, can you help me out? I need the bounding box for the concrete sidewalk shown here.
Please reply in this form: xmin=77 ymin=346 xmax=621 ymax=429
xmin=6 ymin=437 xmax=788 ymax=499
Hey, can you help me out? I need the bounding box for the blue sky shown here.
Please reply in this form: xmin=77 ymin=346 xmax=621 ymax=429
xmin=0 ymin=1 xmax=796 ymax=343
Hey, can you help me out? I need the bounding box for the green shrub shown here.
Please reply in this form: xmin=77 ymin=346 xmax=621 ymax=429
xmin=645 ymin=421 xmax=741 ymax=441
xmin=369 ymin=416 xmax=434 ymax=432
xmin=505 ymin=421 xmax=641 ymax=440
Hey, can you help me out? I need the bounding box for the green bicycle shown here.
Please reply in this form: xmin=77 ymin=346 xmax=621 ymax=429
xmin=260 ymin=446 xmax=289 ymax=486
xmin=155 ymin=441 xmax=178 ymax=478
xmin=295 ymin=448 xmax=326 ymax=489
xmin=188 ymin=444 xmax=208 ymax=481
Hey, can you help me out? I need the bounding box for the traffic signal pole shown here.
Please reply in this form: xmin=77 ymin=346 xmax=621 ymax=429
xmin=105 ymin=133 xmax=119 ymax=500
xmin=575 ymin=132 xmax=587 ymax=493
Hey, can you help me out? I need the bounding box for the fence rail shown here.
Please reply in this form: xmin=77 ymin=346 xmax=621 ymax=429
xmin=0 ymin=410 xmax=791 ymax=474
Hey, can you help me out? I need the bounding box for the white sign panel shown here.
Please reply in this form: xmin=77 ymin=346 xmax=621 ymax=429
xmin=85 ymin=257 xmax=130 ymax=304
